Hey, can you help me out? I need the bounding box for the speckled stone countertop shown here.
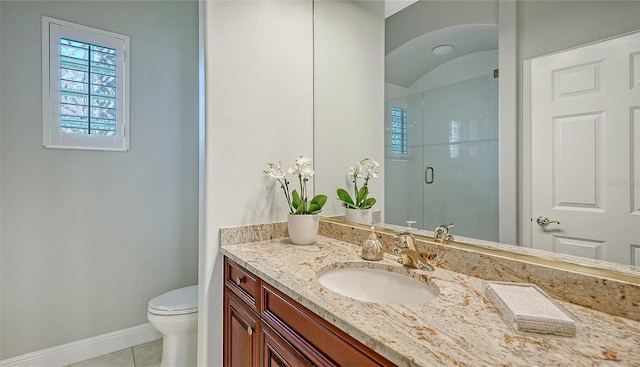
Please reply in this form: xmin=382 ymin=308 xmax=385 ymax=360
xmin=220 ymin=236 xmax=640 ymax=367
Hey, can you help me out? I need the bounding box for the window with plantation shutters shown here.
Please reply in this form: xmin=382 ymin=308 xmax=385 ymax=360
xmin=42 ymin=17 xmax=130 ymax=151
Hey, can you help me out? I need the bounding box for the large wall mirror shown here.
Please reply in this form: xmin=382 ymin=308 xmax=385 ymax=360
xmin=313 ymin=0 xmax=640 ymax=270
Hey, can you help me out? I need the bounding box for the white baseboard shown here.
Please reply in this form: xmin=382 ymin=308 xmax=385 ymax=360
xmin=0 ymin=323 xmax=162 ymax=367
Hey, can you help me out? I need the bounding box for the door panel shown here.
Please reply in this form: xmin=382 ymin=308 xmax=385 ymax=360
xmin=553 ymin=60 xmax=602 ymax=99
xmin=530 ymin=31 xmax=640 ymax=265
xmin=553 ymin=112 xmax=603 ymax=209
xmin=553 ymin=236 xmax=606 ymax=260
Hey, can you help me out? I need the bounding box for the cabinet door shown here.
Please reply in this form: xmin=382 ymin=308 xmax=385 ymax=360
xmin=262 ymin=322 xmax=314 ymax=367
xmin=224 ymin=292 xmax=260 ymax=367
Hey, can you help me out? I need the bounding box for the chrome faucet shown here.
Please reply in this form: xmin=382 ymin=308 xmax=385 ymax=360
xmin=393 ymin=221 xmax=434 ymax=271
xmin=434 ymin=223 xmax=454 ymax=242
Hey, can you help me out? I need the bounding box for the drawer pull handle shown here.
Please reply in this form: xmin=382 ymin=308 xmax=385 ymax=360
xmin=247 ymin=326 xmax=253 ymax=335
xmin=235 ymin=276 xmax=246 ymax=286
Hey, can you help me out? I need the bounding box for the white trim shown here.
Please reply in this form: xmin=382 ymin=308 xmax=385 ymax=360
xmin=498 ymin=0 xmax=518 ymax=245
xmin=521 ymin=60 xmax=533 ymax=247
xmin=42 ymin=16 xmax=129 ymax=41
xmin=197 ymin=1 xmax=208 ymax=366
xmin=0 ymin=323 xmax=161 ymax=367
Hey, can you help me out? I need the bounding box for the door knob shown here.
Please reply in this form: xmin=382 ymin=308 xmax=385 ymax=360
xmin=536 ymin=216 xmax=560 ymax=227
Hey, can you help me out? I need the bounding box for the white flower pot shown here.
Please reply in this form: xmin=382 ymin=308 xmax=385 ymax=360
xmin=344 ymin=208 xmax=373 ymax=226
xmin=287 ymin=214 xmax=319 ymax=245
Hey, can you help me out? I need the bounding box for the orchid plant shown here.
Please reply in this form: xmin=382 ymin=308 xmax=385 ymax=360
xmin=337 ymin=158 xmax=380 ymax=210
xmin=264 ymin=156 xmax=327 ymax=215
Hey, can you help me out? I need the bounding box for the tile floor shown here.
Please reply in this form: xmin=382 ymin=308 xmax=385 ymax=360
xmin=66 ymin=339 xmax=162 ymax=367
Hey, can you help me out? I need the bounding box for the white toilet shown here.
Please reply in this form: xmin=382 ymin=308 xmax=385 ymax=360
xmin=148 ymin=285 xmax=198 ymax=367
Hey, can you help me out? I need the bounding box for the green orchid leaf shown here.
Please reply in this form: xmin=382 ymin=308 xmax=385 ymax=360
xmin=361 ymin=197 xmax=376 ymax=209
xmin=310 ymin=194 xmax=327 ymax=209
xmin=307 ymin=203 xmax=321 ymax=214
xmin=292 ymin=189 xmax=301 ymax=209
xmin=357 ymin=186 xmax=368 ymax=205
xmin=336 ymin=188 xmax=354 ymax=205
xmin=295 ymin=204 xmax=304 ymax=214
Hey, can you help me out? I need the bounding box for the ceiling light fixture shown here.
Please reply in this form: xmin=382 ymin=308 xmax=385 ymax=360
xmin=432 ymin=44 xmax=454 ymax=56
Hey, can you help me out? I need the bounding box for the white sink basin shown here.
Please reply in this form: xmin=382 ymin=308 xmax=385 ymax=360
xmin=318 ymin=267 xmax=438 ymax=304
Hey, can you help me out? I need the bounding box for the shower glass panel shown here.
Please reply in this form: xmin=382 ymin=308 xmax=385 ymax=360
xmin=385 ymin=73 xmax=498 ymax=241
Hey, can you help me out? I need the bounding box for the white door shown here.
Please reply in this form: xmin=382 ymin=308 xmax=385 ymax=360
xmin=530 ymin=31 xmax=640 ymax=265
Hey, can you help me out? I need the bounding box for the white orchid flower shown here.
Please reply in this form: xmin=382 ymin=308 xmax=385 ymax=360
xmin=289 ymin=156 xmax=313 ymax=176
xmin=301 ymin=167 xmax=315 ymax=179
xmin=365 ymin=159 xmax=380 ymax=179
xmin=295 ymin=156 xmax=312 ymax=168
xmin=264 ymin=155 xmax=326 ymax=215
xmin=265 ymin=162 xmax=286 ymax=180
xmin=337 ymin=157 xmax=381 ymax=210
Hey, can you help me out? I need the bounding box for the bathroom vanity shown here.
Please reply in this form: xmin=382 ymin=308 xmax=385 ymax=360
xmin=224 ymin=257 xmax=394 ymax=366
xmin=220 ymin=222 xmax=640 ymax=367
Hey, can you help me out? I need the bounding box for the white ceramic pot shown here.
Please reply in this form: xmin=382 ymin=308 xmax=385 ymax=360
xmin=344 ymin=208 xmax=373 ymax=226
xmin=287 ymin=214 xmax=319 ymax=245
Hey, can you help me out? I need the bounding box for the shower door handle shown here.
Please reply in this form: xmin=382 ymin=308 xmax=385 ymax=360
xmin=425 ymin=167 xmax=434 ymax=184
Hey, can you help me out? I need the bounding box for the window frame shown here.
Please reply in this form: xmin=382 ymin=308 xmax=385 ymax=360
xmin=42 ymin=16 xmax=130 ymax=151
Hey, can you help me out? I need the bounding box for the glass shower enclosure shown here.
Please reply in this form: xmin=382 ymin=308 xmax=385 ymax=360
xmin=384 ymin=73 xmax=499 ymax=241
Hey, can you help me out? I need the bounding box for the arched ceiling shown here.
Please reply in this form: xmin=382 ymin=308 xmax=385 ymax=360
xmin=385 ymin=24 xmax=498 ymax=88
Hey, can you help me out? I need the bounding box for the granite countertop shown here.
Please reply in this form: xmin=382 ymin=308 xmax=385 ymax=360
xmin=220 ymin=235 xmax=640 ymax=367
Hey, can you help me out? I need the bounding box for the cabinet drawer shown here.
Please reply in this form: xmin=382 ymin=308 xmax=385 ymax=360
xmin=225 ymin=258 xmax=260 ymax=310
xmin=261 ymin=283 xmax=393 ymax=367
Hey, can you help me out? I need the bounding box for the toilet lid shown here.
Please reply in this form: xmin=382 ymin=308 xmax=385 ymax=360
xmin=148 ymin=285 xmax=198 ymax=315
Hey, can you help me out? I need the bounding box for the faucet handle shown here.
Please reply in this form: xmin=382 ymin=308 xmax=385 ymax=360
xmin=395 ymin=220 xmax=416 ymax=238
xmin=434 ymin=223 xmax=454 ymax=241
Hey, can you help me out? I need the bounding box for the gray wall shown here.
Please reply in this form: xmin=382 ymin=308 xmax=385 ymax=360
xmin=518 ymin=0 xmax=640 ymax=62
xmin=0 ymin=1 xmax=199 ymax=359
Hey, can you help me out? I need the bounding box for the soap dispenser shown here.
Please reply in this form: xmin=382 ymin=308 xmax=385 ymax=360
xmin=361 ymin=227 xmax=384 ymax=261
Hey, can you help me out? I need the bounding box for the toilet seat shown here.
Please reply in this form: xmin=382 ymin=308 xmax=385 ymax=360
xmin=148 ymin=285 xmax=198 ymax=316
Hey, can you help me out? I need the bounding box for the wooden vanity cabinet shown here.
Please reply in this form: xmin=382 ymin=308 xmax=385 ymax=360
xmin=224 ymin=258 xmax=261 ymax=367
xmin=223 ymin=257 xmax=394 ymax=367
xmin=224 ymin=292 xmax=260 ymax=367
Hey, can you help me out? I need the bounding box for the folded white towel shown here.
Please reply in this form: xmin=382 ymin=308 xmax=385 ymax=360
xmin=485 ymin=281 xmax=576 ymax=337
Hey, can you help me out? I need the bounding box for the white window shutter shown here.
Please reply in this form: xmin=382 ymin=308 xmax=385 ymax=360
xmin=42 ymin=17 xmax=130 ymax=151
